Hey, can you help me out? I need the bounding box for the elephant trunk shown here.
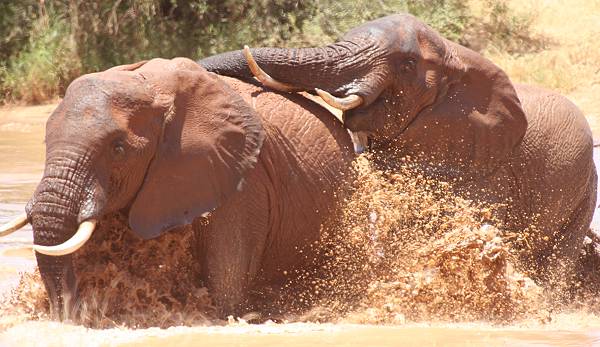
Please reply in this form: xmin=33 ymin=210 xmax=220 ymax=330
xmin=30 ymin=199 xmax=80 ymax=321
xmin=198 ymin=39 xmax=381 ymax=97
xmin=28 ymin=153 xmax=94 ymax=320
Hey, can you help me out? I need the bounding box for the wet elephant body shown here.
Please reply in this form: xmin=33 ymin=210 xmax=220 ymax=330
xmin=3 ymin=58 xmax=355 ymax=319
xmin=199 ymin=13 xmax=597 ymax=282
xmin=195 ymin=77 xmax=356 ymax=312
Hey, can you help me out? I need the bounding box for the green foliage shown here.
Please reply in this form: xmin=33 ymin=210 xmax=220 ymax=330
xmin=1 ymin=0 xmax=318 ymax=104
xmin=296 ymin=0 xmax=471 ymax=46
xmin=0 ymin=0 xmax=536 ymax=104
xmin=0 ymin=1 xmax=38 ymax=64
xmin=1 ymin=5 xmax=81 ymax=104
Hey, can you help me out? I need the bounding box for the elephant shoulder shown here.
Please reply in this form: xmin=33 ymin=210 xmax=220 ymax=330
xmin=514 ymin=84 xmax=590 ymax=139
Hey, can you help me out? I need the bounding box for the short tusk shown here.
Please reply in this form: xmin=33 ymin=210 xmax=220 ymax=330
xmin=315 ymin=88 xmax=363 ymax=111
xmin=243 ymin=45 xmax=300 ymax=93
xmin=0 ymin=213 xmax=29 ymax=237
xmin=348 ymin=130 xmax=370 ymax=154
xmin=33 ymin=219 xmax=97 ymax=256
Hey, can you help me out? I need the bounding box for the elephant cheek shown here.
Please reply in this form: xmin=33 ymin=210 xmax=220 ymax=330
xmin=344 ymin=108 xmax=375 ymax=132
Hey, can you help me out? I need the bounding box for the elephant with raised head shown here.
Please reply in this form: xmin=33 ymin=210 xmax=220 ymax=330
xmin=0 ymin=57 xmax=355 ymax=320
xmin=199 ymin=14 xmax=598 ymax=282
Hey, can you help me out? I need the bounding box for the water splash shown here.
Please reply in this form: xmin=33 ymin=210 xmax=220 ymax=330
xmin=0 ymin=155 xmax=597 ymax=329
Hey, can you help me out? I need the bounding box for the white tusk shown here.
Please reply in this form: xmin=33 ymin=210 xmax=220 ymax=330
xmin=33 ymin=219 xmax=97 ymax=256
xmin=0 ymin=213 xmax=29 ymax=237
xmin=348 ymin=130 xmax=370 ymax=154
xmin=315 ymin=88 xmax=363 ymax=111
xmin=243 ymin=45 xmax=300 ymax=93
xmin=300 ymin=92 xmax=344 ymax=123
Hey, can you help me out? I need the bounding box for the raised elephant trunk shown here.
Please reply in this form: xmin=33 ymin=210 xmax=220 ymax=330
xmin=198 ymin=39 xmax=380 ymax=97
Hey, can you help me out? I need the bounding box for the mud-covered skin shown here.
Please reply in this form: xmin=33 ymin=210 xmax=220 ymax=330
xmin=199 ymin=14 xmax=597 ymax=283
xmin=197 ymin=77 xmax=356 ymax=313
xmin=25 ymin=58 xmax=355 ymax=320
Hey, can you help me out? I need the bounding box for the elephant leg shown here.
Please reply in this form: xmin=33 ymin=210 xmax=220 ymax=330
xmin=572 ymin=172 xmax=600 ymax=294
xmin=543 ymin=169 xmax=597 ymax=296
xmin=197 ymin=176 xmax=271 ymax=316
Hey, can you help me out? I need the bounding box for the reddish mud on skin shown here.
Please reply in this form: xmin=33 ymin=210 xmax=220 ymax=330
xmin=4 ymin=57 xmax=358 ymax=321
xmin=199 ymin=12 xmax=598 ymax=291
xmin=1 ymin=22 xmax=600 ymax=347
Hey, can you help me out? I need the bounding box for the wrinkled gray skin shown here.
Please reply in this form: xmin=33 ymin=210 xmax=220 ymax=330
xmin=26 ymin=58 xmax=354 ymax=320
xmin=199 ymin=14 xmax=597 ymax=282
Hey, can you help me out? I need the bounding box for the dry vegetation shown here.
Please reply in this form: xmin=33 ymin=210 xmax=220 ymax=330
xmin=484 ymin=0 xmax=600 ymax=136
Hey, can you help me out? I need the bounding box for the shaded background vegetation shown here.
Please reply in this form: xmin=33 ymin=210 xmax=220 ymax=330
xmin=0 ymin=0 xmax=536 ymax=104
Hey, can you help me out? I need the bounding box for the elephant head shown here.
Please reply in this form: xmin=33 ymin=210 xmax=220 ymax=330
xmin=200 ymin=14 xmax=527 ymax=179
xmin=0 ymin=58 xmax=264 ymax=320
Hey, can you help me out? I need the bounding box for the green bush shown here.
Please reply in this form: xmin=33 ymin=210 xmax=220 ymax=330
xmin=1 ymin=10 xmax=80 ymax=104
xmin=0 ymin=0 xmax=537 ymax=104
xmin=295 ymin=0 xmax=471 ymax=46
xmin=0 ymin=0 xmax=318 ymax=104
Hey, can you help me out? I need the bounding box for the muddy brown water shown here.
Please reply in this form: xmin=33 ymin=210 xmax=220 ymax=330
xmin=1 ymin=105 xmax=600 ymax=346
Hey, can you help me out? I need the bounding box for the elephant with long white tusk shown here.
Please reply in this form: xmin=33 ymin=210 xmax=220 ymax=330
xmin=32 ymin=220 xmax=97 ymax=256
xmin=0 ymin=210 xmax=96 ymax=257
xmin=15 ymin=57 xmax=355 ymax=322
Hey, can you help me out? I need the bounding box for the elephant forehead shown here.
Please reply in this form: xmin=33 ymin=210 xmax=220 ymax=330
xmin=139 ymin=57 xmax=200 ymax=74
xmin=46 ymin=78 xmax=149 ymax=143
xmin=66 ymin=75 xmax=153 ymax=109
xmin=344 ymin=13 xmax=422 ymax=54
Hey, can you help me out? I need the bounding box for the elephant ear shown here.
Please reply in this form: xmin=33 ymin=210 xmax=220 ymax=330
xmin=129 ymin=66 xmax=265 ymax=239
xmin=411 ymin=39 xmax=528 ymax=178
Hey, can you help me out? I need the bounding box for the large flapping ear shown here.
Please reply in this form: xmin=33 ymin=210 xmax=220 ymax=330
xmin=129 ymin=59 xmax=265 ymax=239
xmin=409 ymin=37 xmax=527 ymax=179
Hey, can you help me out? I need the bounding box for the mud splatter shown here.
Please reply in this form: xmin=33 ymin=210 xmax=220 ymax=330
xmin=287 ymin=155 xmax=546 ymax=324
xmin=0 ymin=155 xmax=594 ymax=328
xmin=0 ymin=270 xmax=48 ymax=329
xmin=1 ymin=215 xmax=217 ymax=329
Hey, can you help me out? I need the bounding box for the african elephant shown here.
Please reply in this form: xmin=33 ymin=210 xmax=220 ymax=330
xmin=199 ymin=14 xmax=598 ymax=283
xmin=0 ymin=57 xmax=355 ymax=320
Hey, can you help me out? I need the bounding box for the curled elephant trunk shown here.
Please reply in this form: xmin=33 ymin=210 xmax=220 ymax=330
xmin=198 ymin=39 xmax=379 ymax=98
xmin=240 ymin=46 xmax=365 ymax=110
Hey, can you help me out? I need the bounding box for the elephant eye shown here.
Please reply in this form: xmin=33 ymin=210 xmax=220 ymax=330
xmin=112 ymin=141 xmax=126 ymax=159
xmin=399 ymin=58 xmax=417 ymax=73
